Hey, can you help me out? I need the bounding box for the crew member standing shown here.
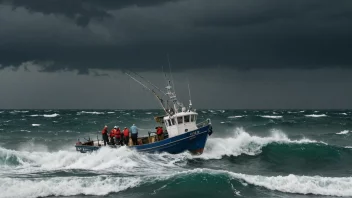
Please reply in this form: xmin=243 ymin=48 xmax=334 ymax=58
xmin=130 ymin=124 xmax=138 ymax=145
xmin=123 ymin=127 xmax=130 ymax=145
xmin=102 ymin=125 xmax=109 ymax=146
xmin=115 ymin=126 xmax=122 ymax=145
xmin=110 ymin=126 xmax=117 ymax=145
xmin=156 ymin=126 xmax=164 ymax=141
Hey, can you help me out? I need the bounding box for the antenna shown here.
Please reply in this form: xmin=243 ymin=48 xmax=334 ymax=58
xmin=167 ymin=54 xmax=176 ymax=94
xmin=187 ymin=79 xmax=192 ymax=111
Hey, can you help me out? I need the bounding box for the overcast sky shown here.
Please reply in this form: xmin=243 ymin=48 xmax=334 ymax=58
xmin=0 ymin=0 xmax=351 ymax=109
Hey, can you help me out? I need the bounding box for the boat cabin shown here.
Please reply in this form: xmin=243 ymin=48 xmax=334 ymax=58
xmin=163 ymin=111 xmax=198 ymax=138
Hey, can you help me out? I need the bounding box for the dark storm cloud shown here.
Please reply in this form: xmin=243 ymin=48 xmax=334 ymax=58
xmin=0 ymin=0 xmax=352 ymax=73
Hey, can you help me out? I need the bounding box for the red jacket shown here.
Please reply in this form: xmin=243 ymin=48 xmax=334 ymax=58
xmin=115 ymin=128 xmax=121 ymax=138
xmin=110 ymin=129 xmax=116 ymax=138
xmin=156 ymin=127 xmax=163 ymax=135
xmin=123 ymin=128 xmax=129 ymax=137
xmin=102 ymin=127 xmax=108 ymax=135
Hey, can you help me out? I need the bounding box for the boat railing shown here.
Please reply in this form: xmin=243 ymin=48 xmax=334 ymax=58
xmin=196 ymin=118 xmax=211 ymax=128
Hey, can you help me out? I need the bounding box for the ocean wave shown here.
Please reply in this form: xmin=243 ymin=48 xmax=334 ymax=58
xmin=197 ymin=128 xmax=317 ymax=160
xmin=0 ymin=146 xmax=187 ymax=174
xmin=77 ymin=111 xmax=105 ymax=115
xmin=260 ymin=115 xmax=282 ymax=119
xmin=227 ymin=170 xmax=352 ymax=197
xmin=0 ymin=176 xmax=144 ymax=198
xmin=227 ymin=116 xmax=243 ymax=119
xmin=31 ymin=124 xmax=40 ymax=127
xmin=169 ymin=169 xmax=352 ymax=197
xmin=2 ymin=168 xmax=352 ymax=198
xmin=336 ymin=130 xmax=349 ymax=135
xmin=305 ymin=114 xmax=327 ymax=118
xmin=43 ymin=113 xmax=59 ymax=118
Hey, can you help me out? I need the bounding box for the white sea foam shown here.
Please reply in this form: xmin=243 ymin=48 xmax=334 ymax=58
xmin=107 ymin=112 xmax=115 ymax=114
xmin=340 ymin=113 xmax=348 ymax=115
xmin=31 ymin=124 xmax=40 ymax=127
xmin=197 ymin=128 xmax=317 ymax=160
xmin=305 ymin=114 xmax=327 ymax=118
xmin=43 ymin=113 xmax=59 ymax=118
xmin=29 ymin=115 xmax=40 ymax=117
xmin=336 ymin=130 xmax=349 ymax=135
xmin=20 ymin=130 xmax=31 ymax=133
xmin=228 ymin=171 xmax=352 ymax=197
xmin=0 ymin=146 xmax=186 ymax=174
xmin=78 ymin=111 xmax=105 ymax=115
xmin=145 ymin=112 xmax=152 ymax=114
xmin=345 ymin=146 xmax=352 ymax=149
xmin=227 ymin=116 xmax=243 ymax=119
xmin=0 ymin=176 xmax=144 ymax=198
xmin=260 ymin=115 xmax=282 ymax=119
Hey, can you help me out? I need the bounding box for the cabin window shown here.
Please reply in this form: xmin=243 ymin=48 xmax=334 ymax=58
xmin=167 ymin=119 xmax=171 ymax=126
xmin=177 ymin=116 xmax=183 ymax=124
xmin=191 ymin=115 xmax=197 ymax=122
xmin=171 ymin=118 xmax=176 ymax=125
xmin=184 ymin=115 xmax=190 ymax=123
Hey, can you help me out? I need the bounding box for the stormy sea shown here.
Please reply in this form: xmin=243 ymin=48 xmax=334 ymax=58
xmin=1 ymin=109 xmax=352 ymax=198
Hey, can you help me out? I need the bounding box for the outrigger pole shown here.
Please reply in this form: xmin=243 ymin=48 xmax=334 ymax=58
xmin=125 ymin=72 xmax=168 ymax=114
xmin=129 ymin=71 xmax=167 ymax=96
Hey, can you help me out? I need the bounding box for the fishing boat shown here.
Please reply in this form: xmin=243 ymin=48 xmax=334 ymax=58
xmin=75 ymin=72 xmax=213 ymax=155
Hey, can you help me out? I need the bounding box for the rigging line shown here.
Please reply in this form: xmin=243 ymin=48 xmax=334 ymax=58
xmin=125 ymin=72 xmax=167 ymax=113
xmin=129 ymin=70 xmax=167 ymax=96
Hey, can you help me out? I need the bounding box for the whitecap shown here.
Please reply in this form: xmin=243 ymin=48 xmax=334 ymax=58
xmin=78 ymin=111 xmax=105 ymax=115
xmin=31 ymin=124 xmax=41 ymax=127
xmin=20 ymin=130 xmax=31 ymax=133
xmin=305 ymin=114 xmax=327 ymax=118
xmin=29 ymin=115 xmax=40 ymax=117
xmin=43 ymin=113 xmax=59 ymax=118
xmin=260 ymin=115 xmax=282 ymax=119
xmin=145 ymin=112 xmax=152 ymax=115
xmin=107 ymin=112 xmax=115 ymax=114
xmin=336 ymin=130 xmax=349 ymax=135
xmin=227 ymin=116 xmax=243 ymax=119
xmin=340 ymin=113 xmax=348 ymax=115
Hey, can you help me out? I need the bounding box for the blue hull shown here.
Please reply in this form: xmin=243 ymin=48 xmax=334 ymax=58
xmin=75 ymin=125 xmax=212 ymax=154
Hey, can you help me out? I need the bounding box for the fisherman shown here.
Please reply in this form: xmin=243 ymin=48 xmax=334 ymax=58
xmin=110 ymin=126 xmax=117 ymax=145
xmin=101 ymin=125 xmax=109 ymax=146
xmin=130 ymin=124 xmax=138 ymax=145
xmin=123 ymin=127 xmax=130 ymax=145
xmin=156 ymin=126 xmax=164 ymax=141
xmin=115 ymin=126 xmax=122 ymax=145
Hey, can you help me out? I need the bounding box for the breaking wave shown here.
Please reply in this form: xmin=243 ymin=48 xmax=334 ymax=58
xmin=260 ymin=115 xmax=283 ymax=119
xmin=2 ymin=167 xmax=352 ymax=198
xmin=198 ymin=128 xmax=317 ymax=160
xmin=337 ymin=130 xmax=349 ymax=135
xmin=77 ymin=111 xmax=105 ymax=115
xmin=305 ymin=114 xmax=327 ymax=118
